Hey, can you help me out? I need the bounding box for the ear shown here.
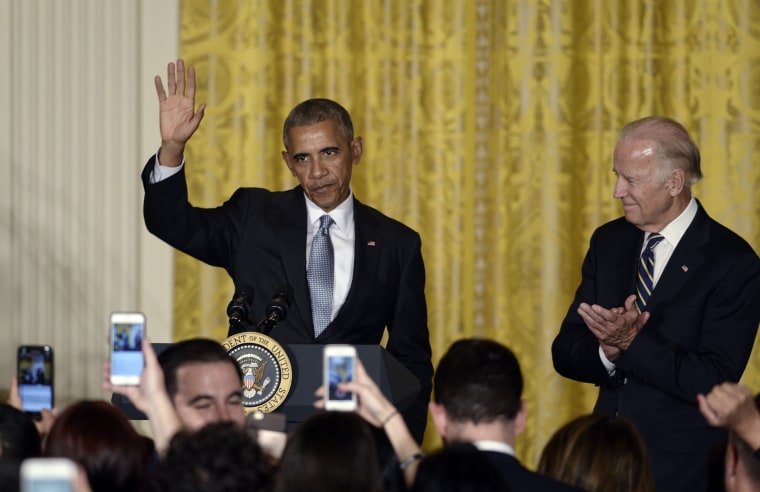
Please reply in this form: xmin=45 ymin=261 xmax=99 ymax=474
xmin=725 ymin=441 xmax=739 ymax=480
xmin=429 ymin=402 xmax=448 ymax=439
xmin=514 ymin=400 xmax=527 ymax=436
xmin=351 ymin=137 xmax=364 ymax=165
xmin=667 ymin=168 xmax=685 ymax=196
xmin=281 ymin=151 xmax=297 ymax=177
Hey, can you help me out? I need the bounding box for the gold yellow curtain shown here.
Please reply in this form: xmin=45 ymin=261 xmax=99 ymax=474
xmin=172 ymin=0 xmax=760 ymax=465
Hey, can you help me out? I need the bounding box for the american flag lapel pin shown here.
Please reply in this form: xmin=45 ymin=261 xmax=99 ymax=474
xmin=367 ymin=240 xmax=376 ymax=246
xmin=681 ymin=265 xmax=689 ymax=272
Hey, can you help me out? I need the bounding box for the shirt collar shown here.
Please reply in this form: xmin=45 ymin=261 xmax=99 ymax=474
xmin=304 ymin=189 xmax=354 ymax=232
xmin=472 ymin=440 xmax=515 ymax=456
xmin=649 ymin=195 xmax=697 ymax=248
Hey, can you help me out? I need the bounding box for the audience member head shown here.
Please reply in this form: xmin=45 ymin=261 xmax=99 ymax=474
xmin=537 ymin=413 xmax=654 ymax=492
xmin=724 ymin=393 xmax=760 ymax=491
xmin=274 ymin=411 xmax=383 ymax=492
xmin=371 ymin=425 xmax=407 ymax=492
xmin=145 ymin=421 xmax=273 ymax=492
xmin=0 ymin=403 xmax=41 ymax=463
xmin=0 ymin=460 xmax=20 ymax=492
xmin=411 ymin=442 xmax=509 ymax=492
xmin=158 ymin=338 xmax=245 ymax=431
xmin=0 ymin=404 xmax=40 ymax=492
xmin=43 ymin=399 xmax=152 ymax=492
xmin=430 ymin=338 xmax=525 ymax=444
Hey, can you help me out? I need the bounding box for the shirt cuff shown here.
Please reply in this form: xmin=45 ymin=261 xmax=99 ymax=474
xmin=149 ymin=147 xmax=185 ymax=184
xmin=599 ymin=345 xmax=617 ymax=375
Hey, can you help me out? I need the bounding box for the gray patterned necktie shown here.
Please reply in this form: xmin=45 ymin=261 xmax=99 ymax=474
xmin=308 ymin=215 xmax=335 ymax=337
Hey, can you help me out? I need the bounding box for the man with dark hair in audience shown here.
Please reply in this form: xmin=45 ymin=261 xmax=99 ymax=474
xmin=428 ymin=338 xmax=581 ymax=491
xmin=0 ymin=403 xmax=41 ymax=462
xmin=723 ymin=393 xmax=760 ymax=491
xmin=107 ymin=337 xmax=246 ymax=454
xmin=145 ymin=422 xmax=273 ymax=492
xmin=724 ymin=407 xmax=760 ymax=492
xmin=699 ymin=383 xmax=760 ymax=491
xmin=0 ymin=403 xmax=42 ymax=492
xmin=156 ymin=338 xmax=245 ymax=431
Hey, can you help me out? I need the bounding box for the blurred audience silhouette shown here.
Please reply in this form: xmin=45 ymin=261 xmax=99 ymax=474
xmin=537 ymin=413 xmax=654 ymax=492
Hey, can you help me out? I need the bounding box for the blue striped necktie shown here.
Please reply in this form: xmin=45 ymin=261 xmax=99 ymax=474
xmin=308 ymin=215 xmax=335 ymax=337
xmin=635 ymin=233 xmax=665 ymax=313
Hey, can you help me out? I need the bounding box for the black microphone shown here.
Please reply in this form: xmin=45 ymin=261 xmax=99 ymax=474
xmin=227 ymin=284 xmax=254 ymax=333
xmin=257 ymin=285 xmax=293 ymax=335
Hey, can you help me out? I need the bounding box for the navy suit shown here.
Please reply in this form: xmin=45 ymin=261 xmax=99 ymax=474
xmin=552 ymin=200 xmax=760 ymax=491
xmin=482 ymin=451 xmax=585 ymax=491
xmin=142 ymin=163 xmax=433 ymax=442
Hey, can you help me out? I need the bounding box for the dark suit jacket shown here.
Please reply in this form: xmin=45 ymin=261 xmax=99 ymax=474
xmin=482 ymin=451 xmax=585 ymax=491
xmin=141 ymin=163 xmax=433 ymax=442
xmin=552 ymin=200 xmax=760 ymax=492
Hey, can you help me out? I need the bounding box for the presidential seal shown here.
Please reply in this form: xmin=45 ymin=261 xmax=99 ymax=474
xmin=222 ymin=332 xmax=293 ymax=413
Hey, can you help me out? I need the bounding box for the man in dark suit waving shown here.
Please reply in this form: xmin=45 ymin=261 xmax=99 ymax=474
xmin=552 ymin=116 xmax=760 ymax=491
xmin=141 ymin=59 xmax=432 ymax=442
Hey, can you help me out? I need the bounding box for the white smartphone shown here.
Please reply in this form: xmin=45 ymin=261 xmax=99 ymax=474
xmin=21 ymin=457 xmax=77 ymax=492
xmin=109 ymin=311 xmax=146 ymax=385
xmin=323 ymin=344 xmax=357 ymax=411
xmin=17 ymin=345 xmax=54 ymax=418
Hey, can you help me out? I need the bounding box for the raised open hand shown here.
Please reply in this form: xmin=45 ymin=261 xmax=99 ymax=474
xmin=154 ymin=59 xmax=206 ymax=166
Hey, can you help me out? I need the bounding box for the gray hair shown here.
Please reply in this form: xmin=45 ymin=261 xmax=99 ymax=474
xmin=618 ymin=116 xmax=703 ymax=187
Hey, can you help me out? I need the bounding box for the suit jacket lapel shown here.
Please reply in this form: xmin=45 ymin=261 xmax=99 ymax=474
xmin=648 ymin=202 xmax=709 ymax=308
xmin=275 ymin=187 xmax=314 ymax=336
xmin=330 ymin=198 xmax=380 ymax=328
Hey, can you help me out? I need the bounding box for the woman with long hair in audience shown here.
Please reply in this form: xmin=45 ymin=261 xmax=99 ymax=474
xmin=43 ymin=399 xmax=153 ymax=492
xmin=274 ymin=410 xmax=385 ymax=492
xmin=537 ymin=413 xmax=655 ymax=492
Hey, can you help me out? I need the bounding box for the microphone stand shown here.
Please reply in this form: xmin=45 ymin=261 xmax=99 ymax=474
xmin=227 ymin=286 xmax=254 ymax=334
xmin=256 ymin=288 xmax=292 ymax=336
xmin=257 ymin=303 xmax=287 ymax=335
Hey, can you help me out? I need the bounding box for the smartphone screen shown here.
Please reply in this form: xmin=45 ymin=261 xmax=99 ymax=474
xmin=21 ymin=458 xmax=77 ymax=492
xmin=324 ymin=345 xmax=356 ymax=410
xmin=17 ymin=345 xmax=54 ymax=417
xmin=109 ymin=312 xmax=146 ymax=385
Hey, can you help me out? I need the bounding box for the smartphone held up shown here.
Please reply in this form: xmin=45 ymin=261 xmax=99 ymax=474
xmin=323 ymin=344 xmax=357 ymax=411
xmin=21 ymin=457 xmax=78 ymax=492
xmin=17 ymin=345 xmax=54 ymax=418
xmin=109 ymin=312 xmax=146 ymax=385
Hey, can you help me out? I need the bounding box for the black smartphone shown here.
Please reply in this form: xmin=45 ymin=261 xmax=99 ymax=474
xmin=16 ymin=345 xmax=54 ymax=418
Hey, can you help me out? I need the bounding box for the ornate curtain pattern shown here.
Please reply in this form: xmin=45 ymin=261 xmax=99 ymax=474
xmin=174 ymin=0 xmax=760 ymax=463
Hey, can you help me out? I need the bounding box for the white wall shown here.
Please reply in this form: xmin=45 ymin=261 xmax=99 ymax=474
xmin=0 ymin=0 xmax=178 ymax=406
